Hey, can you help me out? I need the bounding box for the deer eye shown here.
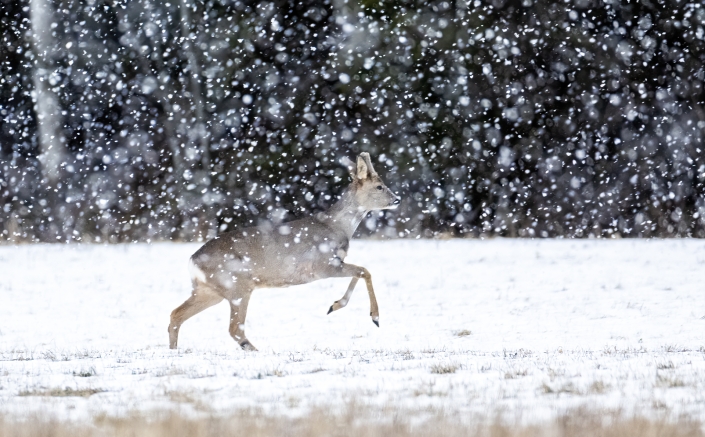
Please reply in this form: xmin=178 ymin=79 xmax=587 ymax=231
xmin=376 ymin=185 xmax=383 ymax=190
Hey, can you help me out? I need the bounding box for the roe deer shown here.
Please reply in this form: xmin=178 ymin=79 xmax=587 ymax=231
xmin=168 ymin=152 xmax=400 ymax=350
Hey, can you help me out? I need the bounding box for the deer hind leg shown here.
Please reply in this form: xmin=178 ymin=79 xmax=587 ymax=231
xmin=325 ymin=263 xmax=380 ymax=327
xmin=168 ymin=285 xmax=223 ymax=349
xmin=226 ymin=286 xmax=257 ymax=351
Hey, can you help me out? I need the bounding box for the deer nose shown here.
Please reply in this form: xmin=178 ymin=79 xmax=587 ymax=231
xmin=393 ymin=197 xmax=401 ymax=205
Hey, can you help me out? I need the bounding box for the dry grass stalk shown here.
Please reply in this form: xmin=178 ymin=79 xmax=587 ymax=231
xmin=0 ymin=409 xmax=702 ymax=437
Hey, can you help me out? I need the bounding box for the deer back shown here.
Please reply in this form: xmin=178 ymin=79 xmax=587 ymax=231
xmin=190 ymin=216 xmax=349 ymax=289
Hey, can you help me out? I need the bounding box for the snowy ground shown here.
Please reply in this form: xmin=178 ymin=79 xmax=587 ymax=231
xmin=1 ymin=239 xmax=705 ymax=423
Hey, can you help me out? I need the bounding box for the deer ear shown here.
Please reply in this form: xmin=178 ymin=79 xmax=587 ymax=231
xmin=356 ymin=155 xmax=369 ymax=180
xmin=358 ymin=152 xmax=377 ymax=179
xmin=340 ymin=156 xmax=356 ymax=179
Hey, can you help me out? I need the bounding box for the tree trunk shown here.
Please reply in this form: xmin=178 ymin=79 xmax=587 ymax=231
xmin=178 ymin=0 xmax=215 ymax=240
xmin=178 ymin=0 xmax=209 ymax=169
xmin=29 ymin=0 xmax=66 ymax=185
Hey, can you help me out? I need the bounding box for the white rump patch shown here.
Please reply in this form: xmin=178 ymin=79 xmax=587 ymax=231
xmin=188 ymin=258 xmax=207 ymax=283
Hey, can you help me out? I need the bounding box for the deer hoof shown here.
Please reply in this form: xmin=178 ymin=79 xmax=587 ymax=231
xmin=372 ymin=318 xmax=379 ymax=327
xmin=239 ymin=340 xmax=258 ymax=351
xmin=328 ymin=301 xmax=344 ymax=314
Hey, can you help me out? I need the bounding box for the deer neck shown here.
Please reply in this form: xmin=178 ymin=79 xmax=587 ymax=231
xmin=321 ymin=189 xmax=367 ymax=239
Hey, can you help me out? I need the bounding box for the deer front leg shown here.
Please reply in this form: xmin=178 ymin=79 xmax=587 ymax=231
xmin=228 ymin=291 xmax=257 ymax=351
xmin=325 ymin=263 xmax=380 ymax=327
xmin=327 ymin=277 xmax=358 ymax=314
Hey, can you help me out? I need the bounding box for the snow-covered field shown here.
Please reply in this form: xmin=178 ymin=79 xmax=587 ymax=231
xmin=1 ymin=239 xmax=705 ymax=423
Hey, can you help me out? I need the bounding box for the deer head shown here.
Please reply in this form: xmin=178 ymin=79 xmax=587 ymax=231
xmin=342 ymin=153 xmax=400 ymax=211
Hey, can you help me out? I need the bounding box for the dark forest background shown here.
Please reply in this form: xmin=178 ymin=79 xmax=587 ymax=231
xmin=1 ymin=0 xmax=705 ymax=243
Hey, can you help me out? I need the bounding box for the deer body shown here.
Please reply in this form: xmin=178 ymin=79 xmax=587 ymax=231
xmin=169 ymin=153 xmax=400 ymax=351
xmin=190 ymin=216 xmax=350 ymax=289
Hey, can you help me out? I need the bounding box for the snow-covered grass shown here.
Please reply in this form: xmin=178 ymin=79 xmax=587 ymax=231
xmin=1 ymin=239 xmax=705 ymax=425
